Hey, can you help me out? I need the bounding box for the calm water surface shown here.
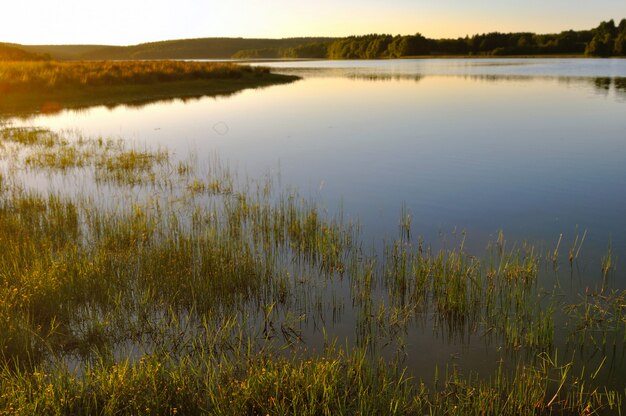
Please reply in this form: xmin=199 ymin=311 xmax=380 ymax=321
xmin=13 ymin=59 xmax=626 ymax=262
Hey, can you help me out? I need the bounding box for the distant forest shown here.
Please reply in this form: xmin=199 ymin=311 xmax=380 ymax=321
xmin=2 ymin=19 xmax=625 ymax=61
xmin=234 ymin=19 xmax=626 ymax=59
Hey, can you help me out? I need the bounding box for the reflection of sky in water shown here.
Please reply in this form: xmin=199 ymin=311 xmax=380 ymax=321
xmin=8 ymin=60 xmax=626 ymax=266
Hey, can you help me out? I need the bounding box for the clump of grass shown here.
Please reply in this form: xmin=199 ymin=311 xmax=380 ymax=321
xmin=3 ymin=128 xmax=172 ymax=186
xmin=0 ymin=127 xmax=59 ymax=147
xmin=425 ymin=351 xmax=623 ymax=415
xmin=187 ymin=177 xmax=233 ymax=195
xmin=380 ymin=229 xmax=553 ymax=350
xmin=94 ymin=147 xmax=170 ymax=186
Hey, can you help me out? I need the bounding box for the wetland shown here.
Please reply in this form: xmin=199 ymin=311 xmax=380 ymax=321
xmin=1 ymin=58 xmax=626 ymax=414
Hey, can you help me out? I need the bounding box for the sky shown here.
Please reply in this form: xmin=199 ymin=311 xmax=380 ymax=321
xmin=2 ymin=0 xmax=625 ymax=45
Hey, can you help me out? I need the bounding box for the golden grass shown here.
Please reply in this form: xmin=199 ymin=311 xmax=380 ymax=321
xmin=0 ymin=61 xmax=297 ymax=115
xmin=0 ymin=60 xmax=267 ymax=92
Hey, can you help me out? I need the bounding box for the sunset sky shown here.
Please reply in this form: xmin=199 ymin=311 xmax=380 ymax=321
xmin=3 ymin=0 xmax=625 ymax=45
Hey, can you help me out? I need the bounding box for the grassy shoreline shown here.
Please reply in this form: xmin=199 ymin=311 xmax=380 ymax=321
xmin=0 ymin=61 xmax=298 ymax=116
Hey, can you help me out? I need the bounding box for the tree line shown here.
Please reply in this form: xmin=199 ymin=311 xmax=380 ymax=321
xmin=585 ymin=19 xmax=626 ymax=56
xmin=233 ymin=19 xmax=626 ymax=59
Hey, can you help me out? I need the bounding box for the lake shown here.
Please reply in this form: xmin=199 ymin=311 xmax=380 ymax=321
xmin=6 ymin=58 xmax=626 ymax=385
xmin=12 ymin=58 xmax=626 ymax=262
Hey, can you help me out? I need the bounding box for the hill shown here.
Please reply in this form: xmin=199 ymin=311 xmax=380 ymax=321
xmin=19 ymin=44 xmax=109 ymax=60
xmin=0 ymin=43 xmax=49 ymax=61
xmin=16 ymin=38 xmax=337 ymax=60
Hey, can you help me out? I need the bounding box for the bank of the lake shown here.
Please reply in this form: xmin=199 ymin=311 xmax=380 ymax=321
xmin=0 ymin=60 xmax=298 ymax=116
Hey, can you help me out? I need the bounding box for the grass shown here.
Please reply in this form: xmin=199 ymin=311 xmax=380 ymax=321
xmin=0 ymin=344 xmax=622 ymax=415
xmin=0 ymin=127 xmax=624 ymax=414
xmin=0 ymin=61 xmax=298 ymax=115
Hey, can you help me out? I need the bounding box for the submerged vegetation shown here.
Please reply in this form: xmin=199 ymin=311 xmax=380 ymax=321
xmin=0 ymin=127 xmax=624 ymax=414
xmin=0 ymin=61 xmax=297 ymax=115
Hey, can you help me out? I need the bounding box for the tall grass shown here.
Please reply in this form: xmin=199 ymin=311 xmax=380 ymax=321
xmin=0 ymin=343 xmax=622 ymax=415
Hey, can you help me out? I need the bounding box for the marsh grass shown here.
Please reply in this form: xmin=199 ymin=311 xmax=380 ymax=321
xmin=0 ymin=343 xmax=622 ymax=415
xmin=378 ymin=230 xmax=555 ymax=351
xmin=0 ymin=126 xmax=624 ymax=414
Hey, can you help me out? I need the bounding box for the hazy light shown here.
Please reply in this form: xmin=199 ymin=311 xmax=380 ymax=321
xmin=1 ymin=0 xmax=624 ymax=45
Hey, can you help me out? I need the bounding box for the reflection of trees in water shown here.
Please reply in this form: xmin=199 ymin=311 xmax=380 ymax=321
xmin=344 ymin=73 xmax=626 ymax=98
xmin=594 ymin=77 xmax=612 ymax=90
xmin=477 ymin=75 xmax=626 ymax=98
xmin=347 ymin=73 xmax=423 ymax=82
xmin=614 ymin=77 xmax=626 ymax=95
xmin=589 ymin=77 xmax=626 ymax=98
xmin=451 ymin=75 xmax=626 ymax=99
